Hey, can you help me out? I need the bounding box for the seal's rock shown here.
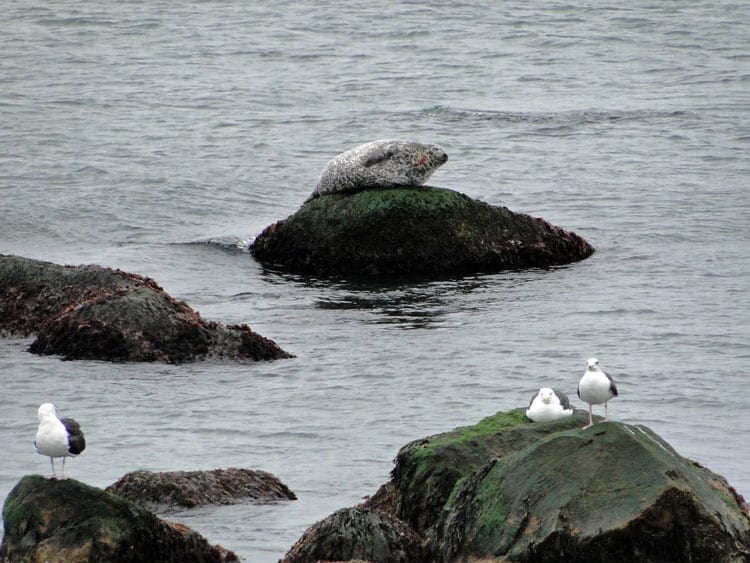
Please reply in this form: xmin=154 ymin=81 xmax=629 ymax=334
xmin=252 ymin=186 xmax=594 ymax=276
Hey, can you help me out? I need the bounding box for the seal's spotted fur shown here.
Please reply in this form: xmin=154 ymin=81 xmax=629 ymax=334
xmin=306 ymin=139 xmax=448 ymax=203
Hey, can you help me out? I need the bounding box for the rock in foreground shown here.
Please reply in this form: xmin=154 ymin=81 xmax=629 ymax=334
xmin=0 ymin=254 xmax=292 ymax=362
xmin=106 ymin=468 xmax=296 ymax=513
xmin=283 ymin=506 xmax=424 ymax=563
xmin=251 ymin=187 xmax=594 ymax=276
xmin=0 ymin=475 xmax=238 ymax=562
xmin=283 ymin=409 xmax=750 ymax=563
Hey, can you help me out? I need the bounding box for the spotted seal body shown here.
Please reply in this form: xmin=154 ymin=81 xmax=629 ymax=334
xmin=306 ymin=139 xmax=448 ymax=203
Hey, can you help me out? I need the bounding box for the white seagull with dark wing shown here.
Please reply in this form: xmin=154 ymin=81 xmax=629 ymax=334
xmin=34 ymin=403 xmax=86 ymax=479
xmin=526 ymin=387 xmax=574 ymax=422
xmin=577 ymin=358 xmax=618 ymax=429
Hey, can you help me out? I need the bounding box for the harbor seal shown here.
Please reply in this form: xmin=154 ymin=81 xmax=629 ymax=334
xmin=305 ymin=139 xmax=448 ymax=203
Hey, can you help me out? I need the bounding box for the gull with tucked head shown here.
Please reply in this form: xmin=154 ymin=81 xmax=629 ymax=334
xmin=34 ymin=403 xmax=86 ymax=479
xmin=526 ymin=387 xmax=574 ymax=422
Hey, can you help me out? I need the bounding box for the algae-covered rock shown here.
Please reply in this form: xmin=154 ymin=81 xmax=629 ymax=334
xmin=0 ymin=475 xmax=238 ymax=562
xmin=393 ymin=408 xmax=572 ymax=535
xmin=106 ymin=468 xmax=296 ymax=513
xmin=250 ymin=187 xmax=594 ymax=275
xmin=0 ymin=254 xmax=293 ymax=362
xmin=397 ymin=410 xmax=750 ymax=562
xmin=283 ymin=409 xmax=750 ymax=563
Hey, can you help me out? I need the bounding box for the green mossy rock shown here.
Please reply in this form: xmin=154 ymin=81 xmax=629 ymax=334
xmin=283 ymin=409 xmax=750 ymax=563
xmin=0 ymin=475 xmax=238 ymax=562
xmin=251 ymin=187 xmax=594 ymax=275
xmin=394 ymin=409 xmax=750 ymax=562
xmin=393 ymin=408 xmax=555 ymax=535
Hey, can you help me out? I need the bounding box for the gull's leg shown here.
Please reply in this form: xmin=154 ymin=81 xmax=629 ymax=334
xmin=604 ymin=402 xmax=609 ymax=422
xmin=582 ymin=404 xmax=594 ymax=430
xmin=50 ymin=457 xmax=57 ymax=479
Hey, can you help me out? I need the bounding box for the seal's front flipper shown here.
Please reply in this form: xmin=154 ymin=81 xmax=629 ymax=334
xmin=363 ymin=148 xmax=395 ymax=167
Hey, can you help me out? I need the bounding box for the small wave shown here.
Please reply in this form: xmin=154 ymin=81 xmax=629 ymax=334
xmin=36 ymin=16 xmax=117 ymax=27
xmin=74 ymin=165 xmax=110 ymax=176
xmin=422 ymin=105 xmax=687 ymax=126
xmin=182 ymin=236 xmax=254 ymax=252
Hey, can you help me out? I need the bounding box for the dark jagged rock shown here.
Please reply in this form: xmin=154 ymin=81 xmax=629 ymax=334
xmin=106 ymin=468 xmax=296 ymax=513
xmin=251 ymin=187 xmax=594 ymax=276
xmin=281 ymin=507 xmax=424 ymax=563
xmin=0 ymin=254 xmax=293 ymax=362
xmin=283 ymin=409 xmax=750 ymax=563
xmin=0 ymin=475 xmax=238 ymax=563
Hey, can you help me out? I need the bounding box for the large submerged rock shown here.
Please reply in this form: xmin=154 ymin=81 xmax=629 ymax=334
xmin=0 ymin=254 xmax=292 ymax=362
xmin=283 ymin=409 xmax=750 ymax=563
xmin=0 ymin=475 xmax=238 ymax=562
xmin=251 ymin=187 xmax=594 ymax=276
xmin=106 ymin=468 xmax=296 ymax=513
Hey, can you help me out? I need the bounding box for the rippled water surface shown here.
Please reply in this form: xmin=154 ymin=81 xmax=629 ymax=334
xmin=2 ymin=2 xmax=749 ymax=560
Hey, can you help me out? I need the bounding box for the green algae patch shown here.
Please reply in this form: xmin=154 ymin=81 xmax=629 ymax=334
xmin=406 ymin=409 xmax=530 ymax=459
xmin=251 ymin=186 xmax=594 ymax=276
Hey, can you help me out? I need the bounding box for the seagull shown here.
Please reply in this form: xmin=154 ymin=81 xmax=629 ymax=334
xmin=577 ymin=358 xmax=618 ymax=429
xmin=34 ymin=403 xmax=86 ymax=479
xmin=526 ymin=387 xmax=574 ymax=422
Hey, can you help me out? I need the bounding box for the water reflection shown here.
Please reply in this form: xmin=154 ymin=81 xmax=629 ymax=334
xmin=308 ymin=270 xmax=551 ymax=329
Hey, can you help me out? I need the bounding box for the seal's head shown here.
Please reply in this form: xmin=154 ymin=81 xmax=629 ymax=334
xmin=308 ymin=139 xmax=448 ymax=202
xmin=360 ymin=140 xmax=448 ymax=186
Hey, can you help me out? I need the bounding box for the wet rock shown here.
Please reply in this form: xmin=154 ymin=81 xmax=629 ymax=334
xmin=0 ymin=475 xmax=238 ymax=562
xmin=284 ymin=409 xmax=750 ymax=563
xmin=422 ymin=412 xmax=750 ymax=562
xmin=0 ymin=254 xmax=292 ymax=362
xmin=250 ymin=187 xmax=594 ymax=276
xmin=106 ymin=468 xmax=296 ymax=513
xmin=281 ymin=507 xmax=424 ymax=563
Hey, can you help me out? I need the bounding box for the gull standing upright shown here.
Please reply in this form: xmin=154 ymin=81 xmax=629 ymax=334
xmin=34 ymin=403 xmax=86 ymax=479
xmin=577 ymin=358 xmax=618 ymax=429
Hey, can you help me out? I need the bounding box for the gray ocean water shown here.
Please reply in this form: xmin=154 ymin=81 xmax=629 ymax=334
xmin=2 ymin=1 xmax=749 ymax=561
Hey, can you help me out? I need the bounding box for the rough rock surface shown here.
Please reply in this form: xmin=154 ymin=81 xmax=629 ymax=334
xmin=0 ymin=475 xmax=238 ymax=562
xmin=106 ymin=468 xmax=296 ymax=513
xmin=251 ymin=187 xmax=594 ymax=276
xmin=282 ymin=506 xmax=424 ymax=563
xmin=0 ymin=254 xmax=292 ymax=362
xmin=283 ymin=409 xmax=750 ymax=563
